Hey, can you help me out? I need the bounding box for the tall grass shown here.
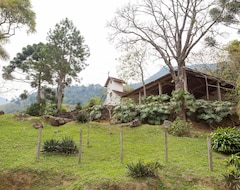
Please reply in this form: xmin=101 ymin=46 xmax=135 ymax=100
xmin=0 ymin=114 xmax=227 ymax=189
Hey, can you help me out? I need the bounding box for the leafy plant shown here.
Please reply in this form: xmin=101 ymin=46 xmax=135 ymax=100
xmin=126 ymin=160 xmax=161 ymax=178
xmin=211 ymin=127 xmax=240 ymax=154
xmin=167 ymin=118 xmax=191 ymax=137
xmin=77 ymin=112 xmax=89 ymax=123
xmin=193 ymin=100 xmax=233 ymax=123
xmin=59 ymin=136 xmax=78 ymax=154
xmin=222 ymin=153 xmax=240 ymax=190
xmin=89 ymin=105 xmax=103 ymax=121
xmin=42 ymin=139 xmax=60 ymax=153
xmin=113 ymin=103 xmax=138 ymax=123
xmin=42 ymin=137 xmax=77 ymax=155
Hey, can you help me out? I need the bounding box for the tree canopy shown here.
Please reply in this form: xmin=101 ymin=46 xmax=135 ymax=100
xmin=2 ymin=43 xmax=53 ymax=103
xmin=0 ymin=0 xmax=36 ymax=60
xmin=46 ymin=18 xmax=90 ymax=112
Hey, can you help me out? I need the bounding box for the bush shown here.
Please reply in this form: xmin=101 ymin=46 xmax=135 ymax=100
xmin=126 ymin=160 xmax=161 ymax=178
xmin=42 ymin=137 xmax=78 ymax=155
xmin=167 ymin=118 xmax=191 ymax=137
xmin=211 ymin=127 xmax=240 ymax=154
xmin=222 ymin=153 xmax=240 ymax=190
xmin=77 ymin=112 xmax=89 ymax=123
xmin=26 ymin=103 xmax=43 ymax=116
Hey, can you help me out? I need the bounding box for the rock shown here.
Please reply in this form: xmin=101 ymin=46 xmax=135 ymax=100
xmin=163 ymin=120 xmax=172 ymax=128
xmin=130 ymin=119 xmax=141 ymax=128
xmin=32 ymin=122 xmax=43 ymax=129
xmin=42 ymin=115 xmax=71 ymax=126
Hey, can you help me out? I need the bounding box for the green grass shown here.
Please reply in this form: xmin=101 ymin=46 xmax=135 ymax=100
xmin=0 ymin=114 xmax=228 ymax=189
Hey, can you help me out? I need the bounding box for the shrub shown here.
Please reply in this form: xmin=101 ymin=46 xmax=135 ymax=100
xmin=89 ymin=105 xmax=103 ymax=121
xmin=193 ymin=100 xmax=233 ymax=124
xmin=222 ymin=153 xmax=240 ymax=190
xmin=211 ymin=127 xmax=240 ymax=154
xmin=77 ymin=112 xmax=89 ymax=123
xmin=59 ymin=136 xmax=78 ymax=154
xmin=26 ymin=103 xmax=43 ymax=116
xmin=42 ymin=139 xmax=60 ymax=153
xmin=42 ymin=137 xmax=78 ymax=155
xmin=126 ymin=160 xmax=161 ymax=178
xmin=167 ymin=118 xmax=191 ymax=137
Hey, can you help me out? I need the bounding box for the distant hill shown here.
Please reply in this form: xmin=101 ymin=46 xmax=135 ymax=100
xmin=0 ymin=97 xmax=8 ymax=105
xmin=0 ymin=84 xmax=106 ymax=114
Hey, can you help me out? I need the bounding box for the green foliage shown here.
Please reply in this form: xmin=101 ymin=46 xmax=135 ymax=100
xmin=77 ymin=112 xmax=89 ymax=123
xmin=126 ymin=160 xmax=161 ymax=178
xmin=26 ymin=102 xmax=45 ymax=116
xmin=42 ymin=137 xmax=77 ymax=155
xmin=222 ymin=153 xmax=240 ymax=190
xmin=46 ymin=18 xmax=90 ymax=111
xmin=89 ymin=105 xmax=103 ymax=121
xmin=42 ymin=139 xmax=60 ymax=153
xmin=113 ymin=91 xmax=234 ymax=125
xmin=193 ymin=100 xmax=233 ymax=123
xmin=75 ymin=102 xmax=82 ymax=110
xmin=167 ymin=118 xmax=191 ymax=137
xmin=211 ymin=127 xmax=240 ymax=154
xmin=138 ymin=102 xmax=170 ymax=125
xmin=85 ymin=97 xmax=102 ymax=108
xmin=170 ymin=90 xmax=196 ymax=116
xmin=113 ymin=103 xmax=138 ymax=123
xmin=59 ymin=136 xmax=78 ymax=155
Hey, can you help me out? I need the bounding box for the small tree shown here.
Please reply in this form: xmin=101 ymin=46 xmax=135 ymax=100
xmin=117 ymin=43 xmax=150 ymax=97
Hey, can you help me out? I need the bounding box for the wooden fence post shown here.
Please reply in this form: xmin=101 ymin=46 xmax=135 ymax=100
xmin=87 ymin=125 xmax=90 ymax=148
xmin=120 ymin=131 xmax=123 ymax=164
xmin=207 ymin=136 xmax=213 ymax=171
xmin=36 ymin=127 xmax=42 ymax=159
xmin=78 ymin=130 xmax=83 ymax=163
xmin=164 ymin=129 xmax=168 ymax=163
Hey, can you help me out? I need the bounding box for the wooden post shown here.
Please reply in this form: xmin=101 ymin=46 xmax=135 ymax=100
xmin=207 ymin=136 xmax=213 ymax=171
xmin=36 ymin=127 xmax=42 ymax=159
xmin=78 ymin=130 xmax=83 ymax=163
xmin=87 ymin=125 xmax=90 ymax=147
xmin=217 ymin=82 xmax=222 ymax=101
xmin=158 ymin=82 xmax=162 ymax=95
xmin=120 ymin=131 xmax=123 ymax=164
xmin=164 ymin=129 xmax=168 ymax=163
xmin=138 ymin=91 xmax=141 ymax=104
xmin=205 ymin=76 xmax=209 ymax=100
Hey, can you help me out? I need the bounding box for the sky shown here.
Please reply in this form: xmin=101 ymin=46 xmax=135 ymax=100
xmin=1 ymin=0 xmax=138 ymax=99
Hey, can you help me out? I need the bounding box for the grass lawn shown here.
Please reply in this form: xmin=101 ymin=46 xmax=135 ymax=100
xmin=0 ymin=114 xmax=228 ymax=189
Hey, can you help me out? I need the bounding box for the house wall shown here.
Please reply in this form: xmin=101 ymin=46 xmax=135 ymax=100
xmin=104 ymin=89 xmax=121 ymax=106
xmin=108 ymin=80 xmax=123 ymax=92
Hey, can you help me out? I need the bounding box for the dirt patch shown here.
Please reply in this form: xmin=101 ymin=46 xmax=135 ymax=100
xmin=82 ymin=181 xmax=161 ymax=190
xmin=0 ymin=170 xmax=74 ymax=190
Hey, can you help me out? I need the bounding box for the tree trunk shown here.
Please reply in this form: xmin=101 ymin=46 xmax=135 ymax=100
xmin=175 ymin=67 xmax=186 ymax=121
xmin=57 ymin=79 xmax=64 ymax=112
xmin=37 ymin=81 xmax=41 ymax=104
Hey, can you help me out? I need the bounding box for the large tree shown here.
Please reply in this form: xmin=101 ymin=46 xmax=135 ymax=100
xmin=0 ymin=0 xmax=36 ymax=60
xmin=46 ymin=18 xmax=90 ymax=112
xmin=2 ymin=43 xmax=53 ymax=103
xmin=108 ymin=0 xmax=236 ymax=119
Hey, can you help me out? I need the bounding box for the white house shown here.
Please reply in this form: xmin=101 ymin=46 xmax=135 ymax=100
xmin=103 ymin=76 xmax=126 ymax=106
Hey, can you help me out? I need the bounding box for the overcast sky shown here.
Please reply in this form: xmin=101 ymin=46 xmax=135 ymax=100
xmin=1 ymin=0 xmax=135 ymax=99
